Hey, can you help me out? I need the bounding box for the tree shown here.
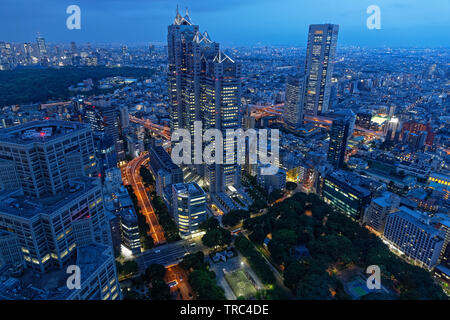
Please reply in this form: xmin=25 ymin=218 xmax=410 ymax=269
xmin=145 ymin=264 xmax=166 ymax=282
xmin=296 ymin=271 xmax=333 ymax=300
xmin=181 ymin=252 xmax=205 ymax=271
xmin=234 ymin=235 xmax=275 ymax=285
xmin=149 ymin=279 xmax=171 ymax=300
xmin=182 ymin=252 xmax=225 ymax=300
xmin=117 ymin=260 xmax=138 ymax=276
xmin=222 ymin=210 xmax=250 ymax=227
xmin=189 ymin=269 xmax=225 ymax=300
xmin=268 ymin=189 xmax=284 ymax=203
xmin=141 ymin=235 xmax=154 ymax=250
xmin=199 ymin=217 xmax=219 ymax=231
xmin=283 ymin=261 xmax=306 ymax=291
xmin=249 ymin=199 xmax=268 ymax=212
xmin=140 ymin=165 xmax=155 ymax=186
xmin=201 ymin=228 xmax=231 ymax=248
xmin=268 ymin=229 xmax=298 ymax=263
xmin=286 ymin=182 xmax=297 ymax=191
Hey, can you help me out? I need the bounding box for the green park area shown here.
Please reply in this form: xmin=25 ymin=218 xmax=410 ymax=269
xmin=0 ymin=66 xmax=154 ymax=106
xmin=241 ymin=192 xmax=447 ymax=300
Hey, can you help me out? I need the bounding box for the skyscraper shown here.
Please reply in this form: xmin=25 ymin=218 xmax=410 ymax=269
xmin=167 ymin=8 xmax=203 ymax=133
xmin=203 ymin=51 xmax=242 ymax=193
xmin=0 ymin=121 xmax=98 ymax=198
xmin=0 ymin=121 xmax=120 ymax=300
xmin=172 ymin=182 xmax=207 ymax=238
xmin=301 ymin=24 xmax=339 ymax=116
xmin=167 ymin=9 xmax=242 ymax=193
xmin=384 ymin=207 xmax=445 ymax=270
xmin=327 ymin=117 xmax=350 ymax=169
xmin=23 ymin=43 xmax=32 ymax=63
xmin=283 ymin=76 xmax=303 ymax=130
xmin=36 ymin=33 xmax=47 ymax=57
xmin=85 ymin=99 xmax=125 ymax=162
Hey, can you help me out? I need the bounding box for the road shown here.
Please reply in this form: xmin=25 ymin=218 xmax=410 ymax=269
xmin=124 ymin=152 xmax=166 ymax=245
xmin=138 ymin=237 xmax=206 ymax=269
xmin=129 ymin=115 xmax=171 ymax=141
xmin=165 ymin=264 xmax=194 ymax=300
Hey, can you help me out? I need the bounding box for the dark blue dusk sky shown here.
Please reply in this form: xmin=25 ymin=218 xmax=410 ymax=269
xmin=2 ymin=0 xmax=449 ymax=47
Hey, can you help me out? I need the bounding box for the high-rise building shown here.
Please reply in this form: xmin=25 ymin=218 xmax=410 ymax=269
xmin=118 ymin=105 xmax=130 ymax=130
xmin=167 ymin=9 xmax=242 ymax=193
xmin=283 ymin=76 xmax=303 ymax=130
xmin=384 ymin=117 xmax=399 ymax=142
xmin=301 ymin=24 xmax=339 ymax=116
xmin=23 ymin=43 xmax=32 ymax=63
xmin=322 ymin=171 xmax=372 ymax=220
xmin=36 ymin=34 xmax=47 ymax=57
xmin=85 ymin=100 xmax=125 ymax=162
xmin=93 ymin=133 xmax=117 ymax=179
xmin=203 ymin=51 xmax=242 ymax=193
xmin=401 ymin=121 xmax=435 ymax=146
xmin=363 ymin=192 xmax=400 ymax=233
xmin=0 ymin=159 xmax=20 ymax=192
xmin=168 ymin=8 xmax=200 ymax=133
xmin=148 ymin=145 xmax=183 ymax=199
xmin=384 ymin=207 xmax=445 ymax=269
xmin=0 ymin=176 xmax=112 ymax=272
xmin=172 ymin=182 xmax=207 ymax=238
xmin=119 ymin=208 xmax=141 ymax=255
xmin=0 ymin=121 xmax=119 ymax=300
xmin=327 ymin=117 xmax=350 ymax=169
xmin=257 ymin=165 xmax=286 ymax=193
xmin=71 ymin=41 xmax=77 ymax=55
xmin=0 ymin=121 xmax=98 ymax=198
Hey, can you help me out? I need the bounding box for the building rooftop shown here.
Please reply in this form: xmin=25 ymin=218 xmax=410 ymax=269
xmin=390 ymin=207 xmax=444 ymax=237
xmin=150 ymin=145 xmax=180 ymax=171
xmin=0 ymin=120 xmax=90 ymax=145
xmin=327 ymin=170 xmax=374 ymax=197
xmin=0 ymin=243 xmax=112 ymax=300
xmin=173 ymin=182 xmax=205 ymax=198
xmin=373 ymin=192 xmax=398 ymax=208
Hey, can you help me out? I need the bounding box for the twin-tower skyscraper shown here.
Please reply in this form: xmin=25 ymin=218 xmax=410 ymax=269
xmin=167 ymin=9 xmax=242 ymax=193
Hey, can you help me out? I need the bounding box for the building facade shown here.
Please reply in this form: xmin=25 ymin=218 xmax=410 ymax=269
xmin=384 ymin=207 xmax=445 ymax=269
xmin=283 ymin=76 xmax=303 ymax=130
xmin=167 ymin=9 xmax=242 ymax=193
xmin=172 ymin=182 xmax=207 ymax=238
xmin=0 ymin=121 xmax=98 ymax=198
xmin=301 ymin=24 xmax=339 ymax=116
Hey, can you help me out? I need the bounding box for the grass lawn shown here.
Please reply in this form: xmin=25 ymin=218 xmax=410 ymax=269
xmin=224 ymin=270 xmax=257 ymax=299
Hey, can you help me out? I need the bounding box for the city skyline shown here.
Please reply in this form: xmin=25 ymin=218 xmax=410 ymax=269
xmin=1 ymin=0 xmax=449 ymax=47
xmin=0 ymin=2 xmax=449 ymax=303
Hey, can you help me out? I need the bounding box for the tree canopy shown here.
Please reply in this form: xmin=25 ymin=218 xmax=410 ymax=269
xmin=240 ymin=191 xmax=447 ymax=300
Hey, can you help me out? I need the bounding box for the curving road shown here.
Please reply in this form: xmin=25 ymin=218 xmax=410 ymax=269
xmin=124 ymin=152 xmax=166 ymax=245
